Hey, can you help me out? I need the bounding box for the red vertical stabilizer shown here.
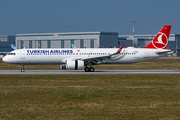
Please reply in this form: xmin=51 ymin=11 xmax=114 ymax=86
xmin=144 ymin=25 xmax=171 ymax=49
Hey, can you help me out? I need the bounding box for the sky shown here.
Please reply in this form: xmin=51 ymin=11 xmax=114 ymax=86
xmin=0 ymin=0 xmax=180 ymax=36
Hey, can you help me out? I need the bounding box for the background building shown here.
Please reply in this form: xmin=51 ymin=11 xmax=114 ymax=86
xmin=0 ymin=31 xmax=176 ymax=57
xmin=118 ymin=34 xmax=180 ymax=57
xmin=16 ymin=32 xmax=118 ymax=49
xmin=0 ymin=36 xmax=15 ymax=53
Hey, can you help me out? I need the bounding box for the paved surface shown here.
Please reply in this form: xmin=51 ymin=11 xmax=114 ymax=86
xmin=1 ymin=69 xmax=180 ymax=75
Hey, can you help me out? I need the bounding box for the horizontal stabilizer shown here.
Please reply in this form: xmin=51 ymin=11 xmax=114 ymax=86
xmin=156 ymin=50 xmax=174 ymax=55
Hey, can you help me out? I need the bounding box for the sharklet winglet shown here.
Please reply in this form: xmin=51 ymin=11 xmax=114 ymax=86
xmin=117 ymin=44 xmax=125 ymax=53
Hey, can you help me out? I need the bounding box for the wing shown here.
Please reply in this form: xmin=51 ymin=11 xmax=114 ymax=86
xmin=78 ymin=44 xmax=125 ymax=65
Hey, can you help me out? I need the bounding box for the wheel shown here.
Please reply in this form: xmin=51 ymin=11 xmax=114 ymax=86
xmin=21 ymin=65 xmax=25 ymax=72
xmin=89 ymin=67 xmax=94 ymax=72
xmin=84 ymin=67 xmax=89 ymax=72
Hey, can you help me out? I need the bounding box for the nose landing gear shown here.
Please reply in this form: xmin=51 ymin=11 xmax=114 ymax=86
xmin=21 ymin=65 xmax=25 ymax=72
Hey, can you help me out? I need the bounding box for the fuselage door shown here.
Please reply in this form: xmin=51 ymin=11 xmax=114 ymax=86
xmin=76 ymin=50 xmax=82 ymax=57
xmin=20 ymin=50 xmax=26 ymax=59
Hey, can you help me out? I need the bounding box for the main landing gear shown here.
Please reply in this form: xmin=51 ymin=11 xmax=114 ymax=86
xmin=21 ymin=65 xmax=25 ymax=72
xmin=84 ymin=67 xmax=94 ymax=72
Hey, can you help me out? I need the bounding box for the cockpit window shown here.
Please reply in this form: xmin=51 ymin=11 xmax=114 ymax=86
xmin=7 ymin=53 xmax=16 ymax=55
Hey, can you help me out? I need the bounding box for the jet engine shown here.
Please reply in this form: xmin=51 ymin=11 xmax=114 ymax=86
xmin=61 ymin=60 xmax=84 ymax=70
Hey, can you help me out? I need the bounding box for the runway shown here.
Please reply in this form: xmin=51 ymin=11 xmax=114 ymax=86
xmin=1 ymin=69 xmax=180 ymax=75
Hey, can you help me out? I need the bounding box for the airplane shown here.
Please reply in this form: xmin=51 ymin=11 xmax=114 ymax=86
xmin=11 ymin=44 xmax=17 ymax=51
xmin=71 ymin=44 xmax=76 ymax=49
xmin=0 ymin=44 xmax=17 ymax=58
xmin=2 ymin=25 xmax=174 ymax=72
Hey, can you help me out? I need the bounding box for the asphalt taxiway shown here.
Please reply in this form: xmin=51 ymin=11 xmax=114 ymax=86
xmin=0 ymin=69 xmax=180 ymax=75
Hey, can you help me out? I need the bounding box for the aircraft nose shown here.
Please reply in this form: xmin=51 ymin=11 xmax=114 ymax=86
xmin=2 ymin=56 xmax=9 ymax=63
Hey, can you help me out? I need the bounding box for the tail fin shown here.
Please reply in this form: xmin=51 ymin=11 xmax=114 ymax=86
xmin=144 ymin=25 xmax=171 ymax=49
xmin=11 ymin=44 xmax=16 ymax=51
xmin=71 ymin=44 xmax=76 ymax=49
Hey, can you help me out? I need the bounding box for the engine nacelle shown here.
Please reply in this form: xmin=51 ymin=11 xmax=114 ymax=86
xmin=60 ymin=60 xmax=84 ymax=70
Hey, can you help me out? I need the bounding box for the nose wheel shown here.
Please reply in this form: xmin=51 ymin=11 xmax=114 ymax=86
xmin=21 ymin=65 xmax=25 ymax=72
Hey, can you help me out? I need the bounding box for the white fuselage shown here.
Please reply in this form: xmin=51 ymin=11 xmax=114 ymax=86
xmin=2 ymin=47 xmax=171 ymax=65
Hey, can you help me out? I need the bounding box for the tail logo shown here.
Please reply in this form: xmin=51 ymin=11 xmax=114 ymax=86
xmin=152 ymin=32 xmax=168 ymax=49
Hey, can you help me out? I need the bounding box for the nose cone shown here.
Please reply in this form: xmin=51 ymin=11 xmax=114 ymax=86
xmin=2 ymin=56 xmax=9 ymax=63
xmin=2 ymin=56 xmax=7 ymax=62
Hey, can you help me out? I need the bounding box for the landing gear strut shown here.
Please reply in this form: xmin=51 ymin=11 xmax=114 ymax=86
xmin=84 ymin=66 xmax=94 ymax=72
xmin=21 ymin=65 xmax=25 ymax=72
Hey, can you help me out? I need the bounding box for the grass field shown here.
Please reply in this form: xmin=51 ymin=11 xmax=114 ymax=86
xmin=1 ymin=58 xmax=180 ymax=119
xmin=1 ymin=58 xmax=180 ymax=70
xmin=0 ymin=75 xmax=180 ymax=119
